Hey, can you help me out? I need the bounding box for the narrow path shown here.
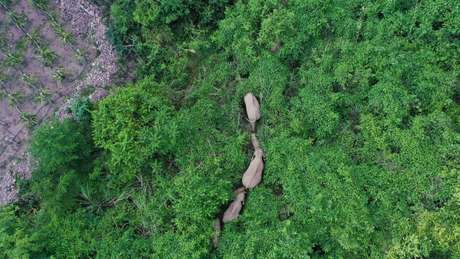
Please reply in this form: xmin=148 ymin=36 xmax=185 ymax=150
xmin=213 ymin=93 xmax=264 ymax=248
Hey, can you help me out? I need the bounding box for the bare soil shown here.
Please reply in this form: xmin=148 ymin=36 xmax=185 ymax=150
xmin=0 ymin=0 xmax=117 ymax=204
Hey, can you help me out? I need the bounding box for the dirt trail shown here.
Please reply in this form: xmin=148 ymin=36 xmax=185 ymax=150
xmin=56 ymin=0 xmax=117 ymax=101
xmin=0 ymin=0 xmax=117 ymax=205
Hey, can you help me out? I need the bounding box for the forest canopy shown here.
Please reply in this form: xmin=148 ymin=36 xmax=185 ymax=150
xmin=1 ymin=0 xmax=460 ymax=258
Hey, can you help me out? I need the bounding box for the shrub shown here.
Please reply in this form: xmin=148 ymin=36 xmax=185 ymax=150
xmin=92 ymin=78 xmax=178 ymax=184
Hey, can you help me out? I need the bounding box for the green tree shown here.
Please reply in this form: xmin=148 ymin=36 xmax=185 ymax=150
xmin=92 ymin=78 xmax=178 ymax=185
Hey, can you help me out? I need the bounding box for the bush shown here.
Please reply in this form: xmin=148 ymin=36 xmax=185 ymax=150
xmin=71 ymin=97 xmax=92 ymax=122
xmin=30 ymin=119 xmax=92 ymax=174
xmin=92 ymin=78 xmax=178 ymax=184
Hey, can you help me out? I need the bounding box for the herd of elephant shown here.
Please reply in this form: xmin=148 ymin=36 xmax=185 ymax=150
xmin=213 ymin=93 xmax=264 ymax=247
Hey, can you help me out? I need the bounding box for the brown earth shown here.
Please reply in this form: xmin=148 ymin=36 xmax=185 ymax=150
xmin=0 ymin=0 xmax=117 ymax=205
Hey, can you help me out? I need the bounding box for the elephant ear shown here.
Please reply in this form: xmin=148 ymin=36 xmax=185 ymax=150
xmin=242 ymin=150 xmax=264 ymax=189
xmin=222 ymin=189 xmax=246 ymax=223
xmin=244 ymin=93 xmax=260 ymax=131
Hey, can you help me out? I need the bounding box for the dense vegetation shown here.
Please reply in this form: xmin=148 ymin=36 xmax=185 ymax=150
xmin=1 ymin=0 xmax=460 ymax=258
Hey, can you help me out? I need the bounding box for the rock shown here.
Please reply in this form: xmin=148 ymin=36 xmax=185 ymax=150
xmin=89 ymin=88 xmax=108 ymax=102
xmin=270 ymin=40 xmax=282 ymax=53
xmin=244 ymin=93 xmax=260 ymax=132
xmin=242 ymin=149 xmax=264 ymax=189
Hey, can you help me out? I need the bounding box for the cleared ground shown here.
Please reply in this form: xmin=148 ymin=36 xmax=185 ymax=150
xmin=0 ymin=0 xmax=117 ymax=204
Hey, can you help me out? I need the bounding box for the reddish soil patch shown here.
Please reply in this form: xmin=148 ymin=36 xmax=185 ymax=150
xmin=0 ymin=0 xmax=117 ymax=204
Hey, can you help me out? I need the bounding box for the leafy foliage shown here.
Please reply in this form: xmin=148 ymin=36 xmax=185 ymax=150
xmin=92 ymin=79 xmax=178 ymax=185
xmin=1 ymin=0 xmax=460 ymax=258
xmin=30 ymin=119 xmax=92 ymax=174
